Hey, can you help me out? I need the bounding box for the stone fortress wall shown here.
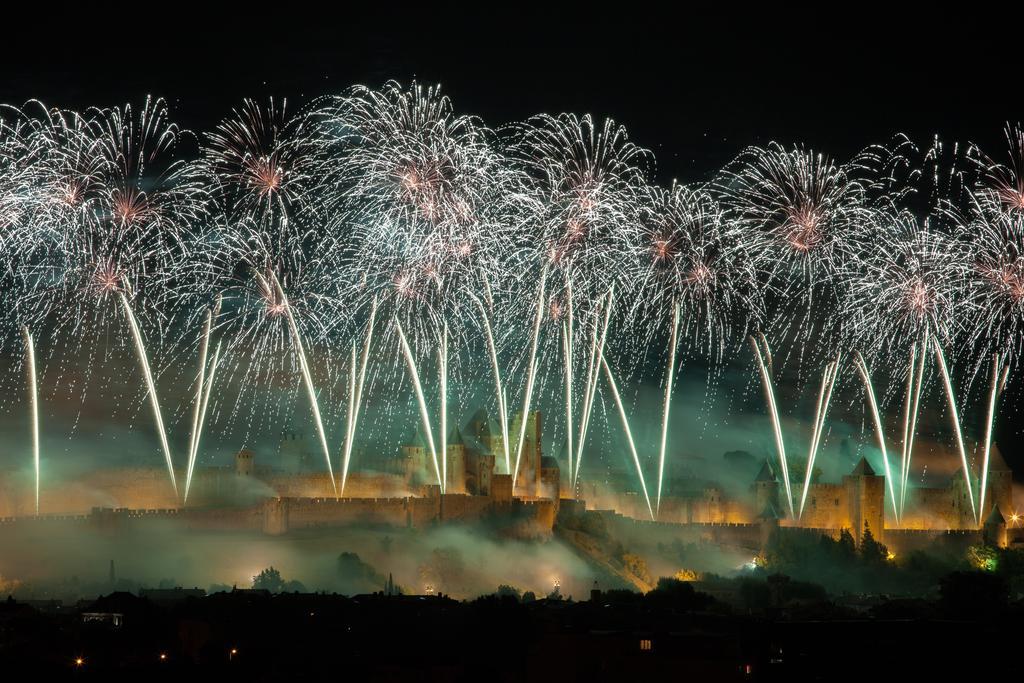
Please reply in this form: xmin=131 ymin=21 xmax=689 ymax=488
xmin=0 ymin=410 xmax=1017 ymax=555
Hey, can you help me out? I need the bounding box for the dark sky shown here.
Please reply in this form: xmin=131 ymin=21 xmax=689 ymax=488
xmin=5 ymin=4 xmax=1024 ymax=475
xmin=4 ymin=5 xmax=1021 ymax=183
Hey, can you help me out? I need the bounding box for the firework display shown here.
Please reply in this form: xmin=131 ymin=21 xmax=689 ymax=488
xmin=1 ymin=83 xmax=1021 ymax=526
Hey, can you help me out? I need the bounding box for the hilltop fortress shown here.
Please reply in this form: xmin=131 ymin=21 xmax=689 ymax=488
xmin=0 ymin=410 xmax=1019 ymax=555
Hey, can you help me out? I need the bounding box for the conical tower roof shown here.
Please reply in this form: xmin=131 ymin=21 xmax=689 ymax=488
xmin=989 ymin=443 xmax=1010 ymax=472
xmin=851 ymin=457 xmax=875 ymax=476
xmin=447 ymin=426 xmax=465 ymax=447
xmin=986 ymin=505 xmax=1006 ymax=526
xmin=405 ymin=425 xmax=428 ymax=449
xmin=755 ymin=459 xmax=777 ymax=482
xmin=466 ymin=407 xmax=500 ymax=440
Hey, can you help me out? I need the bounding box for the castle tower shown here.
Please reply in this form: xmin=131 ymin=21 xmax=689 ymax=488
xmin=466 ymin=408 xmax=504 ymax=460
xmin=950 ymin=475 xmax=976 ymax=528
xmin=446 ymin=427 xmax=468 ymax=494
xmin=540 ymin=456 xmax=561 ymax=499
xmin=555 ymin=438 xmax=578 ymax=499
xmin=278 ymin=430 xmax=312 ymax=472
xmin=510 ymin=411 xmax=542 ymax=497
xmin=757 ymin=501 xmax=780 ymax=552
xmin=844 ymin=457 xmax=885 ymax=544
xmin=983 ymin=505 xmax=1008 ymax=549
xmin=704 ymin=486 xmax=724 ymax=523
xmin=982 ymin=443 xmax=1013 ymax=525
xmin=752 ymin=460 xmax=780 ymax=518
xmin=235 ymin=449 xmax=255 ymax=477
xmin=402 ymin=428 xmax=430 ymax=488
xmin=262 ymin=497 xmax=288 ymax=535
xmin=491 ymin=473 xmax=513 ymax=502
xmin=462 ymin=408 xmax=499 ymax=496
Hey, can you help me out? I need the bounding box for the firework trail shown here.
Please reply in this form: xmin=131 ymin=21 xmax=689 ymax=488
xmin=511 ymin=267 xmax=547 ymax=491
xmin=195 ymin=98 xmax=350 ymax=479
xmin=749 ymin=334 xmax=795 ymax=519
xmin=270 ymin=269 xmax=337 ymax=494
xmin=969 ymin=123 xmax=1024 ymax=217
xmin=3 ymin=86 xmax=1022 ymax=528
xmin=203 ymin=98 xmax=321 ymax=224
xmin=932 ymin=339 xmax=977 ymax=523
xmin=797 ymin=355 xmax=841 ymax=520
xmin=845 ymin=209 xmax=974 ymax=521
xmin=395 ymin=319 xmax=442 ymax=489
xmin=634 ymin=184 xmax=759 ymax=512
xmin=184 ymin=298 xmax=223 ymax=504
xmin=750 ymin=333 xmax=842 ymax=522
xmin=600 ymin=355 xmax=654 ymax=520
xmin=10 ymin=98 xmax=203 ymax=497
xmin=510 ymin=112 xmax=651 ymax=491
xmin=471 ymin=291 xmax=511 ymax=473
xmin=573 ymin=290 xmax=614 ymax=489
xmin=325 ymin=81 xmax=529 ymax=490
xmin=439 ymin=321 xmax=448 ymax=489
xmin=716 ymin=142 xmax=866 ymax=360
xmin=899 ymin=339 xmax=927 ymax=516
xmin=656 ymin=302 xmax=678 ymax=515
xmin=120 ymin=290 xmax=178 ymax=496
xmin=185 ymin=341 xmax=220 ymax=504
xmin=853 ymin=352 xmax=900 ymax=523
xmin=339 ymin=298 xmax=377 ymax=495
xmin=977 ymin=353 xmax=1010 ymax=518
xmin=21 ymin=326 xmax=40 ymax=514
xmin=717 ymin=145 xmax=868 ymax=520
xmin=562 ymin=310 xmax=573 ymax=488
xmin=957 ymin=208 xmax=1024 ymax=519
xmin=186 ymin=308 xmax=213 ymax=491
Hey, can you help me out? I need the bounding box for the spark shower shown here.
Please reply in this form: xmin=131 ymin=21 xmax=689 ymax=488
xmin=1 ymin=83 xmax=1022 ymax=524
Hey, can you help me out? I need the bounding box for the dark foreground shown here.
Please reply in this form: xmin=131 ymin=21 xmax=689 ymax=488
xmin=1 ymin=576 xmax=1019 ymax=681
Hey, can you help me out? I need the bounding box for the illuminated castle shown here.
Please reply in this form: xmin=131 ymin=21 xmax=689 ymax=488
xmin=576 ymin=442 xmax=1015 ymax=547
xmin=0 ymin=410 xmax=1014 ymax=553
xmin=399 ymin=409 xmax=558 ymax=499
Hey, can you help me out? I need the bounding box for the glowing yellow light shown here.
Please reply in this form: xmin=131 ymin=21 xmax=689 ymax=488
xmin=887 ymin=552 xmax=897 ymax=561
xmin=74 ymin=657 xmax=84 ymax=667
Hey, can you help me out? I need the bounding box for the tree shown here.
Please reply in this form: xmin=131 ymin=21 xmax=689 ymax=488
xmin=836 ymin=528 xmax=856 ymax=561
xmin=253 ymin=567 xmax=285 ymax=592
xmin=495 ymin=584 xmax=521 ymax=601
xmin=253 ymin=566 xmax=305 ymax=593
xmin=337 ymin=552 xmax=384 ymax=593
xmin=859 ymin=522 xmax=888 ymax=565
xmin=646 ymin=577 xmax=712 ymax=611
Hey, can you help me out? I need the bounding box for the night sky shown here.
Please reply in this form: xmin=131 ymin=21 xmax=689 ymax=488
xmin=4 ymin=5 xmax=1024 ymax=474
xmin=4 ymin=6 xmax=1020 ymax=180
